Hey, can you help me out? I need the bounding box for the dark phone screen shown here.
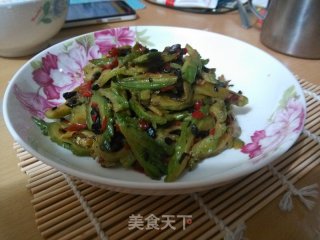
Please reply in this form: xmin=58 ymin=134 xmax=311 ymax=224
xmin=66 ymin=1 xmax=131 ymax=22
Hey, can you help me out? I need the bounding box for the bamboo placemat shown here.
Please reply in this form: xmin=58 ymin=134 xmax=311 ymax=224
xmin=14 ymin=78 xmax=320 ymax=240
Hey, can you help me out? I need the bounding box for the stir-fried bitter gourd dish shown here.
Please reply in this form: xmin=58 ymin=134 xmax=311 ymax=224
xmin=32 ymin=43 xmax=248 ymax=182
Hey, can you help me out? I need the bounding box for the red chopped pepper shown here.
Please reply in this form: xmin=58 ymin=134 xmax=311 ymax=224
xmin=194 ymin=101 xmax=204 ymax=111
xmin=172 ymin=121 xmax=181 ymax=126
xmin=210 ymin=128 xmax=215 ymax=136
xmin=124 ymin=143 xmax=131 ymax=150
xmin=91 ymin=102 xmax=99 ymax=108
xmin=108 ymin=47 xmax=119 ymax=57
xmin=192 ymin=111 xmax=204 ymax=119
xmin=64 ymin=123 xmax=87 ymax=131
xmin=61 ymin=119 xmax=70 ymax=124
xmin=160 ymin=85 xmax=175 ymax=92
xmin=114 ymin=123 xmax=120 ymax=132
xmin=98 ymin=157 xmax=104 ymax=164
xmin=91 ymin=114 xmax=97 ymax=122
xmin=79 ymin=80 xmax=93 ymax=97
xmin=138 ymin=119 xmax=150 ymax=130
xmin=101 ymin=56 xmax=118 ymax=69
xmin=100 ymin=116 xmax=108 ymax=132
xmin=183 ymin=48 xmax=188 ymax=55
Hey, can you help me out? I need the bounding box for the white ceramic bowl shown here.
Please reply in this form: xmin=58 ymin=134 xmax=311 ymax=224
xmin=0 ymin=0 xmax=68 ymax=57
xmin=3 ymin=26 xmax=306 ymax=195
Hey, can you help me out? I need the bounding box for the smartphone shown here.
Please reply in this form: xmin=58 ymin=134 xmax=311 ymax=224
xmin=64 ymin=1 xmax=136 ymax=28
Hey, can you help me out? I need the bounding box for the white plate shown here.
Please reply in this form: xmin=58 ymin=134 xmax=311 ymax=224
xmin=3 ymin=26 xmax=306 ymax=195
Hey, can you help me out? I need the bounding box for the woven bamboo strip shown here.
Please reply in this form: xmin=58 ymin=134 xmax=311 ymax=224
xmin=308 ymin=85 xmax=320 ymax=95
xmin=306 ymin=99 xmax=320 ymax=114
xmin=27 ymin=171 xmax=63 ymax=189
xmin=273 ymin=137 xmax=317 ymax=171
xmin=91 ymin=193 xmax=132 ymax=213
xmin=54 ymin=220 xmax=95 ymax=240
xmin=304 ymin=83 xmax=319 ymax=93
xmin=31 ymin=177 xmax=67 ymax=196
xmin=105 ymin=195 xmax=162 ymax=225
xmin=98 ymin=195 xmax=149 ymax=222
xmin=34 ymin=182 xmax=88 ymax=208
xmin=273 ymin=134 xmax=311 ymax=166
xmin=80 ymin=184 xmax=100 ymax=195
xmin=306 ymin=94 xmax=315 ymax=102
xmin=28 ymin=165 xmax=53 ymax=179
xmin=203 ymin=169 xmax=270 ymax=213
xmin=306 ymin=84 xmax=319 ymax=93
xmin=33 ymin=189 xmax=75 ymax=211
xmin=29 ymin=168 xmax=58 ymax=183
xmin=37 ymin=201 xmax=81 ymax=225
xmin=77 ymin=185 xmax=101 ymax=202
xmin=32 ymin=185 xmax=71 ymax=205
xmin=47 ymin=190 xmax=129 ymax=239
xmin=33 ymin=180 xmax=68 ymax=199
xmin=83 ymin=188 xmax=108 ymax=203
xmin=35 ymin=195 xmax=79 ymax=218
xmin=16 ymin=150 xmax=32 ymax=158
xmin=86 ymin=190 xmax=115 ymax=207
xmin=20 ymin=160 xmax=43 ymax=173
xmin=58 ymin=220 xmax=98 ymax=239
xmin=48 ymin=218 xmax=93 ymax=240
xmin=41 ymin=211 xmax=88 ymax=239
xmin=28 ymin=175 xmax=65 ymax=194
xmin=277 ymin=141 xmax=319 ymax=174
xmin=17 ymin=154 xmax=36 ymax=163
xmin=305 ymin=112 xmax=320 ymax=128
xmin=78 ymin=188 xmax=116 ymax=210
xmin=306 ymin=99 xmax=317 ymax=112
xmin=13 ymin=143 xmax=23 ymax=151
xmin=24 ymin=163 xmax=49 ymax=176
xmin=307 ymin=122 xmax=320 ymax=134
xmin=305 ymin=108 xmax=320 ymax=126
xmin=38 ymin=206 xmax=85 ymax=232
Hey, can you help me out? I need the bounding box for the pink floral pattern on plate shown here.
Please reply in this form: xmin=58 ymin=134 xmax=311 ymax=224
xmin=14 ymin=27 xmax=138 ymax=119
xmin=94 ymin=27 xmax=136 ymax=54
xmin=241 ymin=86 xmax=305 ymax=163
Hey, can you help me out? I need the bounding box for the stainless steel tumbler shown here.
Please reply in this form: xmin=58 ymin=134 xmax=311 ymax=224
xmin=249 ymin=0 xmax=320 ymax=59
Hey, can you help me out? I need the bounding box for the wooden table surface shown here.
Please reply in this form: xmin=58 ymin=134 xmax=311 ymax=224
xmin=1 ymin=2 xmax=320 ymax=239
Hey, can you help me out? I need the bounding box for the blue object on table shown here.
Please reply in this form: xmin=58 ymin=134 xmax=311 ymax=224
xmin=69 ymin=0 xmax=146 ymax=10
xmin=126 ymin=0 xmax=146 ymax=9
